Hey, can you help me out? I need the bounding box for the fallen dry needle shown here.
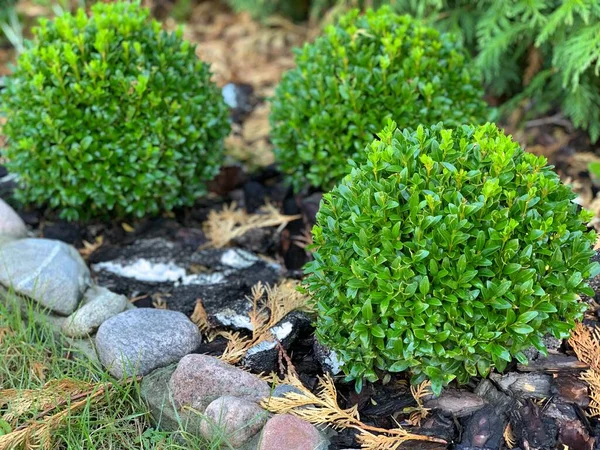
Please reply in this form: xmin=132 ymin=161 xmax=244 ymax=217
xmin=203 ymin=202 xmax=301 ymax=249
xmin=217 ymin=280 xmax=313 ymax=364
xmin=0 ymin=377 xmax=138 ymax=450
xmin=261 ymin=372 xmax=446 ymax=450
xmin=569 ymin=322 xmax=600 ymax=417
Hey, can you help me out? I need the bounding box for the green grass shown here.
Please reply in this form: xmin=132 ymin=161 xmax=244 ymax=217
xmin=0 ymin=290 xmax=225 ymax=450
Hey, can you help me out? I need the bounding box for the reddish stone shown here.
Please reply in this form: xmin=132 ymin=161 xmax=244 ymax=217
xmin=200 ymin=395 xmax=268 ymax=448
xmin=169 ymin=354 xmax=270 ymax=412
xmin=259 ymin=414 xmax=328 ymax=450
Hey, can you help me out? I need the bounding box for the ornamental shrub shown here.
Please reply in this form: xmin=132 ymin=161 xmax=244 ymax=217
xmin=0 ymin=1 xmax=230 ymax=221
xmin=270 ymin=7 xmax=489 ymax=191
xmin=363 ymin=0 xmax=600 ymax=142
xmin=305 ymin=122 xmax=600 ymax=394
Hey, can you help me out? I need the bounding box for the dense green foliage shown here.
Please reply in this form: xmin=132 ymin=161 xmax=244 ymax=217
xmin=270 ymin=7 xmax=488 ymax=191
xmin=362 ymin=0 xmax=600 ymax=142
xmin=305 ymin=122 xmax=599 ymax=394
xmin=225 ymin=0 xmax=312 ymax=21
xmin=0 ymin=1 xmax=230 ymax=221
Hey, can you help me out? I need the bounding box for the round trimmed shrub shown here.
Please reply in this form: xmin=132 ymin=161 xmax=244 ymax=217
xmin=305 ymin=122 xmax=599 ymax=394
xmin=270 ymin=7 xmax=489 ymax=192
xmin=0 ymin=1 xmax=230 ymax=221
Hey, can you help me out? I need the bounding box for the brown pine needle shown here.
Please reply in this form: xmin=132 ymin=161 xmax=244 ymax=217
xmin=203 ymin=202 xmax=301 ymax=249
xmin=121 ymin=222 xmax=135 ymax=233
xmin=219 ymin=280 xmax=313 ymax=364
xmin=29 ymin=361 xmax=48 ymax=383
xmin=261 ymin=372 xmax=446 ymax=449
xmin=78 ymin=235 xmax=104 ymax=259
xmin=0 ymin=381 xmax=109 ymax=449
xmin=569 ymin=322 xmax=600 ymax=417
xmin=406 ymin=380 xmax=432 ymax=427
xmin=0 ymin=327 xmax=12 ymax=345
xmin=504 ymin=423 xmax=516 ymax=448
xmin=218 ymin=330 xmax=268 ymax=364
xmin=0 ymin=379 xmax=94 ymax=424
xmin=151 ymin=293 xmax=168 ymax=310
xmin=190 ymin=298 xmax=217 ymax=341
xmin=569 ymin=322 xmax=600 ymax=371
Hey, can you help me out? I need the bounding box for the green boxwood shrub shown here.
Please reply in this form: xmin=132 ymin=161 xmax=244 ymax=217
xmin=305 ymin=121 xmax=599 ymax=394
xmin=270 ymin=7 xmax=489 ymax=192
xmin=0 ymin=1 xmax=230 ymax=221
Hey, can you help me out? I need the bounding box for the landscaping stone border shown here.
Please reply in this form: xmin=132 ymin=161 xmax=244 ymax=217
xmin=0 ymin=202 xmax=330 ymax=450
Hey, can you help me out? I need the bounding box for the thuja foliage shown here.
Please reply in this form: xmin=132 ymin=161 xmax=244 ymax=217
xmin=363 ymin=0 xmax=600 ymax=142
xmin=270 ymin=7 xmax=488 ymax=191
xmin=0 ymin=1 xmax=230 ymax=221
xmin=305 ymin=122 xmax=600 ymax=394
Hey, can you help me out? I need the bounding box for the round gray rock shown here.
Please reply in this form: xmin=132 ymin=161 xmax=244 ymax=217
xmin=0 ymin=238 xmax=90 ymax=315
xmin=170 ymin=354 xmax=271 ymax=412
xmin=0 ymin=198 xmax=26 ymax=239
xmin=95 ymin=308 xmax=202 ymax=378
xmin=62 ymin=286 xmax=128 ymax=338
xmin=200 ymin=395 xmax=269 ymax=448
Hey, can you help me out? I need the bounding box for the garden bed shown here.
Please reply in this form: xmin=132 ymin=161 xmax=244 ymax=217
xmin=2 ymin=157 xmax=600 ymax=449
xmin=2 ymin=1 xmax=600 ymax=450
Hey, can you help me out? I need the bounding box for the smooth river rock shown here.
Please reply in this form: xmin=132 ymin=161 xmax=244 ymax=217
xmin=169 ymin=354 xmax=271 ymax=412
xmin=200 ymin=395 xmax=269 ymax=448
xmin=95 ymin=308 xmax=202 ymax=378
xmin=0 ymin=198 xmax=26 ymax=239
xmin=62 ymin=286 xmax=128 ymax=338
xmin=0 ymin=238 xmax=90 ymax=315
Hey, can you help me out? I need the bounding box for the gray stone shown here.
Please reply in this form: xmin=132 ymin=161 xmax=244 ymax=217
xmin=62 ymin=286 xmax=128 ymax=338
xmin=0 ymin=198 xmax=26 ymax=239
xmin=0 ymin=238 xmax=90 ymax=315
xmin=169 ymin=354 xmax=271 ymax=412
xmin=95 ymin=308 xmax=202 ymax=378
xmin=424 ymin=390 xmax=486 ymax=418
xmin=141 ymin=365 xmax=204 ymax=436
xmin=272 ymin=384 xmax=304 ymax=399
xmin=258 ymin=414 xmax=328 ymax=450
xmin=200 ymin=395 xmax=269 ymax=448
